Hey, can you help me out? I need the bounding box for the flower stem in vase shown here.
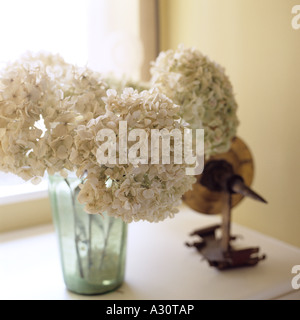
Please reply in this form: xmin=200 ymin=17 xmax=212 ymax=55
xmin=65 ymin=179 xmax=84 ymax=279
xmin=88 ymin=214 xmax=93 ymax=269
xmin=99 ymin=216 xmax=114 ymax=271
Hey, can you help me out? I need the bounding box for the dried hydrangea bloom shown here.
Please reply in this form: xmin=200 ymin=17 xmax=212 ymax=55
xmin=0 ymin=53 xmax=108 ymax=181
xmin=72 ymin=88 xmax=195 ymax=223
xmin=150 ymin=45 xmax=239 ymax=157
xmin=0 ymin=57 xmax=57 ymax=180
xmin=16 ymin=52 xmax=108 ymax=124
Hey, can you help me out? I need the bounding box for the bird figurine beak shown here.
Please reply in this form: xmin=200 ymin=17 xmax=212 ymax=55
xmin=229 ymin=176 xmax=267 ymax=204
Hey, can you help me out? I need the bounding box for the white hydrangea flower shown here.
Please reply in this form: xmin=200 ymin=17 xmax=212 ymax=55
xmin=73 ymin=88 xmax=195 ymax=223
xmin=0 ymin=53 xmax=108 ymax=181
xmin=150 ymin=44 xmax=239 ymax=157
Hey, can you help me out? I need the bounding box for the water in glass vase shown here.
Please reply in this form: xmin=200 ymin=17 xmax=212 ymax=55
xmin=48 ymin=174 xmax=128 ymax=295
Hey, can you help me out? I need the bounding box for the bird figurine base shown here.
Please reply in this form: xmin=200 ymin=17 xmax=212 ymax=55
xmin=186 ymin=224 xmax=266 ymax=270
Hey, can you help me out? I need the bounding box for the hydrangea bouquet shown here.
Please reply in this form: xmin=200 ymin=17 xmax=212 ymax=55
xmin=0 ymin=45 xmax=238 ymax=294
xmin=0 ymin=52 xmax=195 ymax=223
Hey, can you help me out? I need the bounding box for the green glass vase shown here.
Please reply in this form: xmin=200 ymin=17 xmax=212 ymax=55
xmin=48 ymin=174 xmax=128 ymax=295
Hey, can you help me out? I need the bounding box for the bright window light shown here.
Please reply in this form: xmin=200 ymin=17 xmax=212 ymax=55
xmin=0 ymin=0 xmax=89 ymax=67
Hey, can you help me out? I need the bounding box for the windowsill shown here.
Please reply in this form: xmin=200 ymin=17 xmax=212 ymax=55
xmin=0 ymin=180 xmax=48 ymax=206
xmin=0 ymin=179 xmax=52 ymax=233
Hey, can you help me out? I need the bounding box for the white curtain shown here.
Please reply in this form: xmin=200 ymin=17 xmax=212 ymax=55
xmin=88 ymin=0 xmax=159 ymax=81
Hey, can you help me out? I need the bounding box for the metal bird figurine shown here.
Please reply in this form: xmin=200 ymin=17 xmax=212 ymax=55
xmin=184 ymin=137 xmax=267 ymax=270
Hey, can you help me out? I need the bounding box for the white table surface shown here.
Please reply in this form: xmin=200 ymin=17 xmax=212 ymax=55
xmin=1 ymin=204 xmax=300 ymax=300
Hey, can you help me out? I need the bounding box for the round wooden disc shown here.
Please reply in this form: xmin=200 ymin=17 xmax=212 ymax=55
xmin=183 ymin=137 xmax=254 ymax=214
